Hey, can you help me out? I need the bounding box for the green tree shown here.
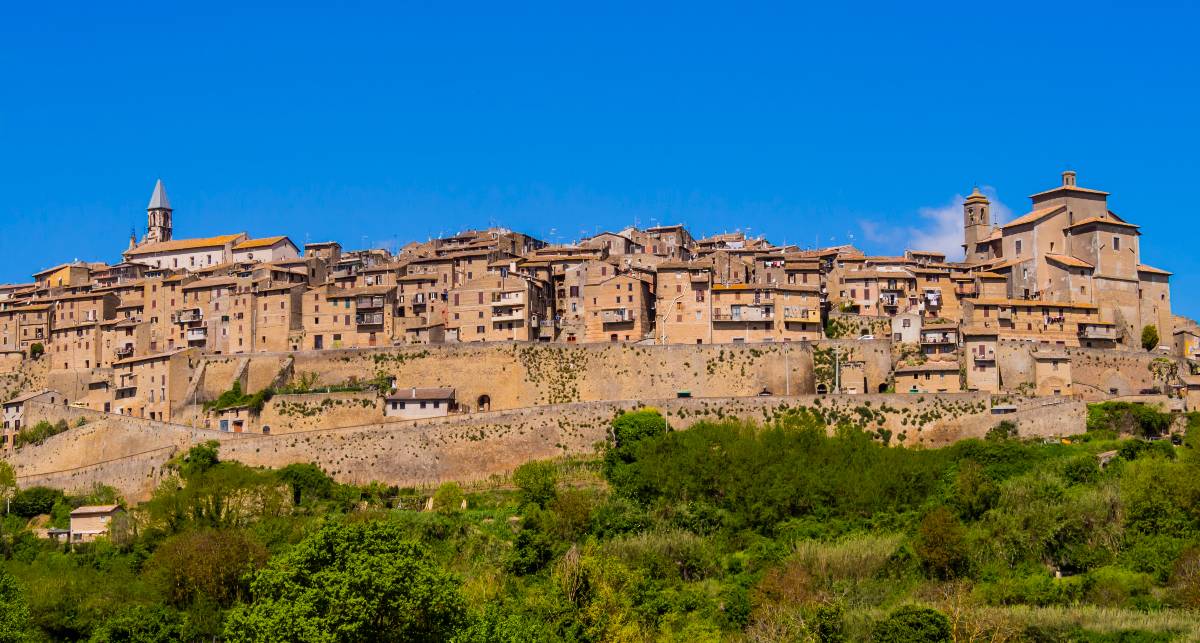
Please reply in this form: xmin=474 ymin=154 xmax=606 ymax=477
xmin=180 ymin=441 xmax=220 ymax=478
xmin=1142 ymin=324 xmax=1160 ymax=351
xmin=512 ymin=461 xmax=558 ymax=509
xmin=0 ymin=567 xmax=30 ymax=643
xmin=9 ymin=486 xmax=64 ymax=518
xmin=432 ymin=482 xmax=464 ymax=516
xmin=871 ymin=606 xmax=951 ymax=642
xmin=147 ymin=529 xmax=269 ymax=607
xmin=914 ymin=507 xmax=968 ymax=580
xmin=276 ymin=463 xmax=334 ymax=506
xmin=602 ymin=409 xmax=668 ymax=499
xmin=224 ymin=520 xmax=467 ymax=642
xmin=28 ymin=343 xmax=43 ymax=360
xmin=0 ymin=461 xmax=16 ymax=511
xmin=88 ymin=605 xmax=192 ymax=643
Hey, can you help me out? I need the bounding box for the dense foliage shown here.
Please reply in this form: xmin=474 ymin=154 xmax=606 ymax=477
xmin=1 ymin=406 xmax=1199 ymax=641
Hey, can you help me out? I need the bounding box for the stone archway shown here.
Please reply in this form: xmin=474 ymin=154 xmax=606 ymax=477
xmin=477 ymin=394 xmax=491 ymax=412
xmin=816 ymin=383 xmax=828 ymax=395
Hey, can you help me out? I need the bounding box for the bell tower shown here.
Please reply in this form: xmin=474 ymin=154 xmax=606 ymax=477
xmin=146 ymin=179 xmax=173 ymax=244
xmin=962 ymin=186 xmax=990 ymax=263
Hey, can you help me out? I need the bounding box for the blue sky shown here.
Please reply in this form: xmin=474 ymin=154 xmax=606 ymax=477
xmin=2 ymin=2 xmax=1198 ymax=317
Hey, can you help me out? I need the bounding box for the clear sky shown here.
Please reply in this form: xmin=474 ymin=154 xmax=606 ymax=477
xmin=2 ymin=2 xmax=1198 ymax=317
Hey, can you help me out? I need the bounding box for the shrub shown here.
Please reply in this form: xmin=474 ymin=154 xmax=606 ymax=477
xmin=147 ymin=529 xmax=269 ymax=607
xmin=986 ymin=420 xmax=1019 ymax=441
xmin=9 ymin=486 xmax=64 ymax=518
xmin=512 ymin=460 xmax=558 ymax=509
xmin=432 ymin=482 xmax=464 ymax=516
xmin=276 ymin=463 xmax=333 ymax=506
xmin=1142 ymin=325 xmax=1160 ymax=351
xmin=871 ymin=606 xmax=951 ymax=642
xmin=914 ymin=507 xmax=968 ymax=580
xmin=28 ymin=343 xmax=44 ymax=359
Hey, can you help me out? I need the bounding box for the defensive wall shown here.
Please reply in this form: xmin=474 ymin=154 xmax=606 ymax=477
xmin=6 ymin=393 xmax=1083 ymax=502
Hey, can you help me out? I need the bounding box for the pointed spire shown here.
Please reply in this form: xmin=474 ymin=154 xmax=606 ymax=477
xmin=148 ymin=179 xmax=171 ymax=210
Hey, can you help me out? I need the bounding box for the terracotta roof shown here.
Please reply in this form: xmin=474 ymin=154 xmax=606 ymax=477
xmin=4 ymin=389 xmax=56 ymax=405
xmin=1001 ymin=205 xmax=1066 ymax=229
xmin=1029 ymin=184 xmax=1110 ymax=199
xmin=896 ymin=362 xmax=961 ymax=373
xmin=1064 ymin=217 xmax=1140 ymax=231
xmin=973 ymin=271 xmax=1007 ymax=279
xmin=125 ymin=234 xmax=245 ymax=256
xmin=233 ymin=236 xmax=292 ymax=251
xmin=182 ymin=277 xmax=239 ymax=290
xmin=1032 ymin=349 xmax=1069 ymax=360
xmin=1137 ymin=264 xmax=1172 ymax=276
xmin=69 ymin=505 xmax=122 ymax=516
xmin=1045 ymin=254 xmax=1094 ymax=269
xmin=386 ymin=387 xmax=455 ymax=401
xmin=970 ymin=297 xmax=1098 ymax=310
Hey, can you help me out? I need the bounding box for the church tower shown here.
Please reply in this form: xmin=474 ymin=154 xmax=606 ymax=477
xmin=962 ymin=186 xmax=990 ymax=263
xmin=146 ymin=179 xmax=173 ymax=244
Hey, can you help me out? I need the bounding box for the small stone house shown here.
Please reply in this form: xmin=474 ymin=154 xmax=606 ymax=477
xmin=69 ymin=505 xmax=124 ymax=543
xmin=896 ymin=362 xmax=963 ymax=393
xmin=384 ymin=387 xmax=456 ymax=420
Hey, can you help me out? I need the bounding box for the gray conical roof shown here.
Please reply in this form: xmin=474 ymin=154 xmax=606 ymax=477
xmin=148 ymin=179 xmax=171 ymax=210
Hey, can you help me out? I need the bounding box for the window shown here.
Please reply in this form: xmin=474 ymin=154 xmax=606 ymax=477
xmin=1113 ymin=236 xmax=1121 ymax=251
xmin=1015 ymin=239 xmax=1023 ymax=255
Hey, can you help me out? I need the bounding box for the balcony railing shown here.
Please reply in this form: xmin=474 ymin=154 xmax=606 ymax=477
xmin=356 ymin=296 xmax=385 ymax=309
xmin=492 ymin=309 xmax=525 ymax=322
xmin=186 ymin=327 xmax=207 ymax=342
xmin=997 ymin=309 xmax=1012 ymax=320
xmin=173 ymin=309 xmax=202 ymax=323
xmin=954 ymin=284 xmax=978 ymax=296
xmin=1078 ymin=325 xmax=1118 ymax=340
xmin=601 ymin=309 xmax=635 ymax=323
xmin=713 ymin=307 xmax=773 ymax=322
xmin=355 ymin=312 xmax=384 ymax=326
xmin=115 ymin=345 xmax=134 ymax=359
xmin=782 ymin=307 xmax=820 ymax=322
xmin=972 ymin=349 xmax=996 ymax=363
xmin=921 ymin=334 xmax=956 ymax=345
xmin=491 ymin=292 xmax=525 ymax=305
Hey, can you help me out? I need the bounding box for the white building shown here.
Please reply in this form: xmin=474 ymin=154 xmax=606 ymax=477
xmin=384 ymin=387 xmax=456 ymax=420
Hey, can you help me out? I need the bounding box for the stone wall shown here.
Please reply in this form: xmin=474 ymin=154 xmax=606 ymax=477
xmin=5 ymin=392 xmax=1084 ymax=502
xmin=257 ymin=391 xmax=382 ymax=433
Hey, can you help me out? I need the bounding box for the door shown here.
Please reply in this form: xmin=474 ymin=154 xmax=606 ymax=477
xmin=314 ymin=335 xmax=324 ymax=350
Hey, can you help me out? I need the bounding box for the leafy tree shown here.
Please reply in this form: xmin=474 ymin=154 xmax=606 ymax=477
xmin=1142 ymin=325 xmax=1160 ymax=351
xmin=276 ymin=463 xmax=333 ymax=506
xmin=512 ymin=461 xmax=557 ymax=509
xmin=432 ymin=482 xmax=464 ymax=516
xmin=0 ymin=567 xmax=31 ymax=643
xmin=224 ymin=520 xmax=467 ymax=642
xmin=9 ymin=486 xmax=64 ymax=518
xmin=949 ymin=460 xmax=998 ymax=520
xmin=871 ymin=606 xmax=951 ymax=642
xmin=88 ymin=605 xmax=191 ymax=643
xmin=915 ymin=507 xmax=968 ymax=580
xmin=602 ymin=409 xmax=668 ymax=499
xmin=180 ymin=441 xmax=220 ymax=478
xmin=28 ymin=343 xmax=43 ymax=360
xmin=147 ymin=529 xmax=268 ymax=607
xmin=0 ymin=461 xmax=16 ymax=510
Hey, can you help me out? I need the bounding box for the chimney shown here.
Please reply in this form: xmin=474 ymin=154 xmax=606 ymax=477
xmin=1062 ymin=170 xmax=1077 ymax=187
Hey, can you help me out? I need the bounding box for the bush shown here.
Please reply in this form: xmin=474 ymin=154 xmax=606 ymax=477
xmin=1142 ymin=325 xmax=1160 ymax=351
xmin=512 ymin=461 xmax=558 ymax=509
xmin=9 ymin=486 xmax=64 ymax=518
xmin=871 ymin=605 xmax=951 ymax=642
xmin=986 ymin=420 xmax=1019 ymax=441
xmin=28 ymin=343 xmax=44 ymax=359
xmin=88 ymin=605 xmax=192 ymax=643
xmin=147 ymin=530 xmax=269 ymax=607
xmin=914 ymin=507 xmax=968 ymax=580
xmin=1088 ymin=402 xmax=1171 ymax=439
xmin=432 ymin=482 xmax=464 ymax=516
xmin=276 ymin=463 xmax=333 ymax=506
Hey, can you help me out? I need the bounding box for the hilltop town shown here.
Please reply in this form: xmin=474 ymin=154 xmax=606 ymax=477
xmin=1 ymin=170 xmax=1198 ymax=458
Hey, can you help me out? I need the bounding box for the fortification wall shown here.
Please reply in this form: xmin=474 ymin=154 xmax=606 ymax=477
xmin=5 ymin=393 xmax=1083 ymax=501
xmin=257 ymin=391 xmax=382 ymax=433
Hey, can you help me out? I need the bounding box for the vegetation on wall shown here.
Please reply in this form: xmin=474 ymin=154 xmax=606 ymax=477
xmin=1142 ymin=325 xmax=1160 ymax=352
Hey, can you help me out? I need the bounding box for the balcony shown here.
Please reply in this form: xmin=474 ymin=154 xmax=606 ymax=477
xmin=713 ymin=306 xmax=773 ymax=322
xmin=972 ymin=349 xmax=996 ymax=363
xmin=491 ymin=292 xmax=525 ymax=305
xmin=186 ymin=327 xmax=208 ymax=342
xmin=783 ymin=307 xmax=820 ymax=323
xmin=921 ymin=333 xmax=956 ymax=345
xmin=492 ymin=309 xmax=525 ymax=322
xmin=954 ymin=283 xmax=978 ymax=297
xmin=924 ymin=291 xmax=942 ymax=306
xmin=356 ymin=295 xmax=385 ymax=309
xmin=601 ymin=309 xmax=636 ymax=323
xmin=997 ymin=309 xmax=1012 ymax=321
xmin=355 ymin=312 xmax=385 ymax=326
xmin=880 ymin=296 xmax=900 ymax=307
xmin=114 ymin=345 xmax=134 ymax=359
xmin=172 ymin=308 xmax=202 ymax=323
xmin=1078 ymin=324 xmax=1119 ymax=341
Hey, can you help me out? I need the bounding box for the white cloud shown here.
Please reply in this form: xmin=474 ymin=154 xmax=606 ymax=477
xmin=859 ymin=186 xmax=1012 ymax=261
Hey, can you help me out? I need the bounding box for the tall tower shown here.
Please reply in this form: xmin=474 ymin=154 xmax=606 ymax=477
xmin=962 ymin=186 xmax=990 ymax=263
xmin=146 ymin=179 xmax=173 ymax=244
